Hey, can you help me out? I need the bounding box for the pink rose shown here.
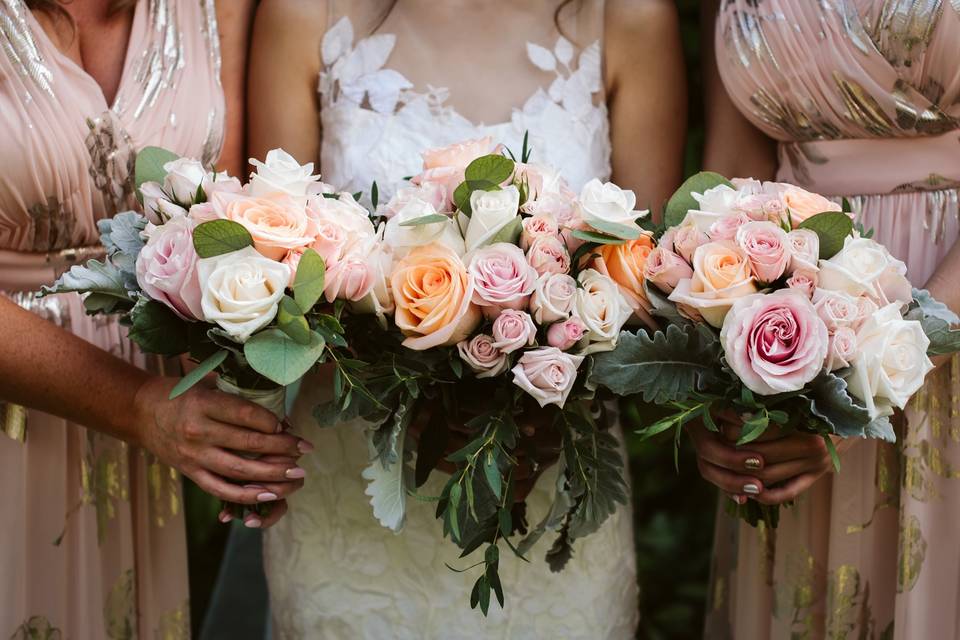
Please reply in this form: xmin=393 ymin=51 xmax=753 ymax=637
xmin=673 ymin=224 xmax=710 ymax=264
xmin=812 ymin=288 xmax=860 ymax=332
xmin=135 ymin=215 xmax=203 ymax=320
xmin=468 ymin=243 xmax=538 ymax=314
xmin=720 ymin=290 xmax=829 ymax=395
xmin=281 ymin=248 xmax=304 ymax=287
xmin=786 ymin=268 xmax=818 ymax=298
xmin=324 ymin=245 xmax=376 ymax=303
xmin=547 ymin=317 xmax=587 ymax=351
xmin=222 ymin=194 xmax=315 ymax=260
xmin=734 ymin=193 xmax=786 ymax=223
xmin=491 ymin=309 xmax=537 ymax=354
xmin=787 ymin=229 xmax=820 ymax=273
xmin=526 ymin=235 xmax=571 ymax=277
xmin=421 ymin=137 xmax=496 ymax=171
xmin=511 ymin=347 xmax=585 ymax=408
xmin=457 ymin=334 xmax=509 ymax=378
xmin=735 ymin=221 xmax=790 ymax=283
xmin=643 ymin=247 xmax=693 ymax=295
xmin=530 ymin=273 xmax=576 ymax=324
xmin=709 ymin=212 xmax=752 ymax=241
xmin=826 ymin=326 xmax=857 ymax=372
xmin=520 ymin=214 xmax=560 ymax=251
xmin=854 ymin=295 xmax=879 ymax=329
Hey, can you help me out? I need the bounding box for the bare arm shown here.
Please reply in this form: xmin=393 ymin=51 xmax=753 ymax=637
xmin=700 ymin=0 xmax=777 ymax=180
xmin=605 ymin=0 xmax=686 ymax=220
xmin=214 ymin=0 xmax=256 ymax=177
xmin=247 ymin=0 xmax=325 ymax=166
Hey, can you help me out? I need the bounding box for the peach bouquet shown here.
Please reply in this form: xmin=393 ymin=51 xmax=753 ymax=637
xmin=590 ymin=172 xmax=960 ymax=528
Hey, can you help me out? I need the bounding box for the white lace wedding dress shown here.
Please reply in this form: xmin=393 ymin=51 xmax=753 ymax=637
xmin=264 ymin=3 xmax=638 ymax=638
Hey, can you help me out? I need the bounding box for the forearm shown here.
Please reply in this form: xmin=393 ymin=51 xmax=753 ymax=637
xmin=0 ymin=297 xmax=150 ymax=444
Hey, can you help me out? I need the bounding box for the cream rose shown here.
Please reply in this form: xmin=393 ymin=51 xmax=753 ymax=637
xmin=578 ymin=178 xmax=647 ymax=229
xmin=668 ymin=241 xmax=757 ymax=328
xmin=162 ymin=158 xmax=208 ymax=205
xmin=818 ymin=236 xmax=912 ymax=305
xmin=826 ymin=326 xmax=857 ymax=372
xmin=530 ymin=273 xmax=576 ymax=324
xmin=462 ymin=186 xmax=521 ymax=251
xmin=511 ymin=347 xmax=585 ymax=408
xmin=385 ymin=197 xmax=464 ymax=257
xmin=574 ymin=269 xmax=633 ymax=354
xmin=812 ymin=288 xmax=860 ymax=332
xmin=196 ymin=246 xmax=291 ymax=342
xmin=846 ymin=303 xmax=933 ymax=419
xmin=391 ymin=243 xmax=481 ymax=350
xmin=249 ymin=148 xmax=321 ymax=197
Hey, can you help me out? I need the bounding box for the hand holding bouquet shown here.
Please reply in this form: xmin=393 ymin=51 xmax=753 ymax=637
xmin=589 ymin=172 xmax=960 ymax=527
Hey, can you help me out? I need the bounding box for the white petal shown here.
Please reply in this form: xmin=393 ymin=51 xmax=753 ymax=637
xmin=554 ymin=36 xmax=574 ymax=66
xmin=548 ymin=75 xmax=565 ymax=102
xmin=526 ymin=42 xmax=557 ymax=72
xmin=321 ymin=16 xmax=354 ymax=66
xmin=362 ymin=69 xmax=413 ymax=114
xmin=562 ymin=70 xmax=594 ymax=118
xmin=577 ymin=41 xmax=602 ymax=93
xmin=337 ymin=34 xmax=396 ymax=85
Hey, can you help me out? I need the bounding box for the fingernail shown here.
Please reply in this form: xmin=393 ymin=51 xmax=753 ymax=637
xmin=257 ymin=491 xmax=278 ymax=502
xmin=218 ymin=510 xmax=233 ymax=523
xmin=297 ymin=439 xmax=314 ymax=454
xmin=743 ymin=483 xmax=760 ymax=495
xmin=244 ymin=516 xmax=262 ymax=529
xmin=275 ymin=421 xmax=283 ymax=433
xmin=286 ymin=466 xmax=306 ymax=479
xmin=744 ymin=457 xmax=762 ymax=470
xmin=729 ymin=495 xmax=745 ymax=505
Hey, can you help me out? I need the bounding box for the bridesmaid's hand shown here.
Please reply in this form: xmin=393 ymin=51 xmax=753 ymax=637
xmin=133 ymin=376 xmax=311 ymax=508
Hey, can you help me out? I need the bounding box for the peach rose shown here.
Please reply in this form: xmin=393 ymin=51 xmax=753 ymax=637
xmin=391 ymin=243 xmax=482 ymax=350
xmin=782 ymin=186 xmax=843 ymax=227
xmin=669 ymin=241 xmax=757 ymax=327
xmin=592 ymin=234 xmax=656 ymax=326
xmin=223 ymin=195 xmax=314 ymax=260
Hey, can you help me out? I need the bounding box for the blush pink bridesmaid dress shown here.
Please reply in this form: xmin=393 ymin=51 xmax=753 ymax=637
xmin=0 ymin=0 xmax=224 ymax=636
xmin=709 ymin=1 xmax=960 ymax=639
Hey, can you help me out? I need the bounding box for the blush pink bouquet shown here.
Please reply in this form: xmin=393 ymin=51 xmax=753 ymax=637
xmin=589 ymin=172 xmax=960 ymax=528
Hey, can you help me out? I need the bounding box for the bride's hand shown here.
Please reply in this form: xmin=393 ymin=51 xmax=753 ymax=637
xmin=133 ymin=376 xmax=310 ymax=509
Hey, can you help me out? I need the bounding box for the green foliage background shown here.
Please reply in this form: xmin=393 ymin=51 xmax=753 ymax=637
xmin=185 ymin=3 xmax=715 ymax=637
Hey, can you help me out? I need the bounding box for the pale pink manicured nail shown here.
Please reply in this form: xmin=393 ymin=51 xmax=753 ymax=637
xmin=297 ymin=439 xmax=314 ymax=454
xmin=257 ymin=492 xmax=278 ymax=502
xmin=218 ymin=511 xmax=233 ymax=523
xmin=244 ymin=517 xmax=262 ymax=529
xmin=286 ymin=467 xmax=306 ymax=479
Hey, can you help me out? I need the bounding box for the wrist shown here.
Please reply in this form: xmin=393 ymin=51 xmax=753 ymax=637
xmin=127 ymin=373 xmax=162 ymax=450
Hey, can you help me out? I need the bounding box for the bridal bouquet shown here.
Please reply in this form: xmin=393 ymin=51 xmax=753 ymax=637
xmin=315 ymin=136 xmax=650 ymax=614
xmin=590 ymin=172 xmax=960 ymax=527
xmin=41 ymin=147 xmax=369 ymax=514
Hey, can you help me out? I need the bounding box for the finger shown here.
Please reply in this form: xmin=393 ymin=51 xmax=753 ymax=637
xmin=200 ymin=449 xmax=306 ymax=483
xmin=757 ymin=455 xmax=829 ymax=486
xmin=746 ymin=433 xmax=828 ymax=466
xmin=207 ymin=421 xmax=311 ymax=458
xmin=258 ymin=500 xmax=290 ymax=529
xmin=756 ymin=472 xmax=820 ymax=505
xmin=690 ymin=429 xmax=764 ymax=473
xmin=199 ymin=388 xmax=283 ymax=434
xmin=697 ymin=459 xmax=764 ymax=497
xmin=190 ymin=469 xmax=279 ymax=504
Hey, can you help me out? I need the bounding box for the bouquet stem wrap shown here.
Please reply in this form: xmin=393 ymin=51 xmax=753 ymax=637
xmin=215 ymin=376 xmax=286 ymax=519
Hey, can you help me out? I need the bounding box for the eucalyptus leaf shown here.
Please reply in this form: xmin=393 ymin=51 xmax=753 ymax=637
xmin=488 ymin=216 xmax=522 ymax=245
xmin=243 ymin=328 xmax=325 ymax=386
xmin=292 ymin=248 xmax=326 ymax=312
xmin=192 ymin=219 xmax=254 ymax=258
xmin=169 ymin=349 xmax=228 ymax=399
xmin=134 ymin=146 xmax=179 ymax=196
xmin=663 ymin=171 xmax=733 ymax=228
xmin=398 ymin=214 xmax=449 ymax=227
xmin=570 ymin=229 xmax=624 ymax=245
xmin=464 ymin=155 xmax=514 ymax=185
xmin=583 ymin=218 xmax=642 ymax=240
xmin=277 ymin=296 xmax=311 ymax=345
xmin=797 ymin=211 xmax=854 ymax=259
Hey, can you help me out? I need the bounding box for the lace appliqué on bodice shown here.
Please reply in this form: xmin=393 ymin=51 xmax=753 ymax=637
xmin=317 ymin=16 xmax=611 ymax=201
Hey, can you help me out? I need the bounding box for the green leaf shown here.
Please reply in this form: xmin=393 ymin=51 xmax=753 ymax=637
xmin=292 ymin=248 xmax=326 ymax=312
xmin=823 ymin=434 xmax=841 ymax=472
xmin=277 ymin=296 xmax=311 ymax=345
xmin=371 ymin=181 xmax=379 ymax=209
xmin=169 ymin=349 xmax=228 ymax=399
xmin=127 ymin=299 xmax=190 ymax=356
xmin=583 ymin=218 xmax=642 ymax=240
xmin=97 ymin=211 xmax=147 ymax=257
xmin=243 ymin=328 xmax=325 ymax=386
xmin=664 ymin=171 xmax=733 ymax=228
xmin=736 ymin=413 xmax=769 ymax=445
xmin=488 ymin=215 xmax=522 ymax=245
xmin=40 ymin=259 xmax=132 ymax=300
xmin=589 ymin=323 xmax=722 ymax=403
xmin=912 ymin=288 xmax=960 ymax=325
xmin=798 ymin=211 xmax=854 ymax=259
xmin=465 ymin=154 xmax=514 ymax=185
xmin=498 ymin=508 xmax=512 ymax=537
xmin=483 ymin=451 xmax=502 ymax=500
xmin=448 ymin=483 xmax=463 ymax=542
xmin=398 ymin=213 xmax=449 ymax=227
xmin=805 ymin=374 xmax=880 ymax=439
xmin=134 ymin=146 xmax=179 ymax=197
xmin=477 ymin=575 xmax=491 ymax=615
xmin=566 ymin=430 xmax=629 ymax=540
xmin=192 ymin=219 xmax=253 ymax=258
xmin=570 ymin=228 xmax=625 ymax=245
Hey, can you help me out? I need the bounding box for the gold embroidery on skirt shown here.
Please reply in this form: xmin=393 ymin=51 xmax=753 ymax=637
xmin=103 ymin=569 xmax=136 ymax=640
xmin=155 ymin=599 xmax=190 ymax=640
xmin=825 ymin=564 xmax=864 ymax=640
xmin=897 ymin=515 xmax=927 ymax=592
xmin=773 ymin=548 xmax=818 ymax=638
xmin=80 ymin=435 xmax=131 ymax=544
xmin=9 ymin=616 xmax=63 ymax=640
xmin=146 ymin=454 xmax=181 ymax=528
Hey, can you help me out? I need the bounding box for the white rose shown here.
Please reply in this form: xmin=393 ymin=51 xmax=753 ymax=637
xmin=818 ymin=236 xmax=912 ymax=305
xmin=846 ymin=303 xmax=933 ymax=418
xmin=530 ymin=273 xmax=577 ymax=324
xmin=574 ymin=269 xmax=633 ymax=354
xmin=826 ymin=326 xmax=857 ymax=372
xmin=307 ymin=192 xmax=376 ymax=237
xmin=462 ymin=186 xmax=521 ymax=251
xmin=385 ymin=197 xmax=464 ymax=257
xmin=578 ymin=178 xmax=647 ymax=229
xmin=349 ymin=231 xmax=395 ymax=318
xmin=787 ymin=228 xmax=820 ymax=273
xmin=511 ymin=347 xmax=585 ymax=408
xmin=812 ymin=288 xmax=860 ymax=331
xmin=249 ymin=148 xmax=320 ymax=197
xmin=692 ymin=184 xmax=741 ymax=216
xmin=163 ymin=158 xmax=208 ymax=205
xmin=197 ymin=246 xmax=291 ymax=342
